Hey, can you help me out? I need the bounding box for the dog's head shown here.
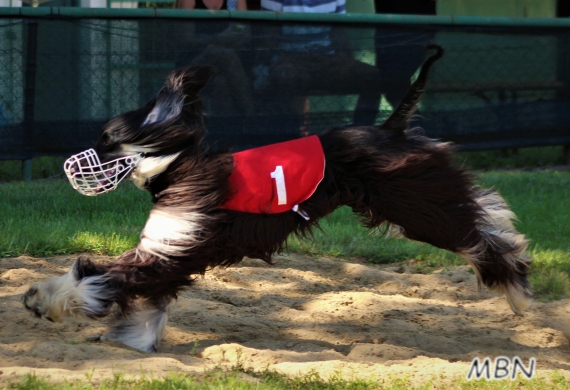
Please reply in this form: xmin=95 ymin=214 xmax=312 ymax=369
xmin=95 ymin=66 xmax=215 ymax=162
xmin=64 ymin=66 xmax=215 ymax=194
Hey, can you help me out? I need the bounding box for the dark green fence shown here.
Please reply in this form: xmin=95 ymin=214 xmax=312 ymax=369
xmin=1 ymin=8 xmax=569 ymax=164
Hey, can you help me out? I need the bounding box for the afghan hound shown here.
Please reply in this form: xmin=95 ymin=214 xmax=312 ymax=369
xmin=23 ymin=45 xmax=532 ymax=352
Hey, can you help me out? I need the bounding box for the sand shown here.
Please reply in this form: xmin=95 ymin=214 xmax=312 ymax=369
xmin=1 ymin=254 xmax=570 ymax=386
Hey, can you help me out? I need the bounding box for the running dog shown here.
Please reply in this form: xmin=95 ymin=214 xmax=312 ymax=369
xmin=23 ymin=45 xmax=532 ymax=352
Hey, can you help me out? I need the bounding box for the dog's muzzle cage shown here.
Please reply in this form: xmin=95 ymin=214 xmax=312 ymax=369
xmin=64 ymin=149 xmax=143 ymax=196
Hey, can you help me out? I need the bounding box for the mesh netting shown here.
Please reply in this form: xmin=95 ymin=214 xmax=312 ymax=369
xmin=1 ymin=15 xmax=569 ymax=159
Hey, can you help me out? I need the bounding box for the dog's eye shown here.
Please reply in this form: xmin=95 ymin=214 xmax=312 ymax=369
xmin=101 ymin=134 xmax=112 ymax=147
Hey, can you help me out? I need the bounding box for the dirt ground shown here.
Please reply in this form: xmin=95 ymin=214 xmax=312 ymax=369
xmin=1 ymin=254 xmax=570 ymax=386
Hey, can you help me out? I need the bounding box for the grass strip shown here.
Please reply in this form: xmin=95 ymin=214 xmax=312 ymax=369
xmin=1 ymin=170 xmax=569 ymax=299
xmin=7 ymin=368 xmax=570 ymax=390
xmin=0 ymin=180 xmax=150 ymax=257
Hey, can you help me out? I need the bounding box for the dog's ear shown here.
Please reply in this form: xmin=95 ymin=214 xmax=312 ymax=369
xmin=142 ymin=66 xmax=215 ymax=127
xmin=170 ymin=66 xmax=215 ymax=98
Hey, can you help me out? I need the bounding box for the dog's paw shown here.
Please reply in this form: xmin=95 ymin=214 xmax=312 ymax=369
xmin=106 ymin=306 xmax=169 ymax=353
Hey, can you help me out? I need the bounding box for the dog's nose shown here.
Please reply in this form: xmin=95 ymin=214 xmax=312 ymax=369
xmin=33 ymin=308 xmax=41 ymax=318
xmin=65 ymin=160 xmax=80 ymax=174
xmin=72 ymin=160 xmax=86 ymax=171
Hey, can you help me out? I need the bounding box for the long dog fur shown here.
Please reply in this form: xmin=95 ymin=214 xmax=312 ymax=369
xmin=23 ymin=45 xmax=532 ymax=352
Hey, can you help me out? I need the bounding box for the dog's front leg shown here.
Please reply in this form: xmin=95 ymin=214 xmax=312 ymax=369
xmin=95 ymin=248 xmax=194 ymax=352
xmin=104 ymin=297 xmax=173 ymax=353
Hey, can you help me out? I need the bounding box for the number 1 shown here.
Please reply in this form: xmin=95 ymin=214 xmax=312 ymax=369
xmin=270 ymin=166 xmax=287 ymax=205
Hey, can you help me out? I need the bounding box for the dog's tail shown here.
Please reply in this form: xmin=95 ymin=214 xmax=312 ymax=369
xmin=381 ymin=44 xmax=444 ymax=132
xmin=457 ymin=188 xmax=532 ymax=315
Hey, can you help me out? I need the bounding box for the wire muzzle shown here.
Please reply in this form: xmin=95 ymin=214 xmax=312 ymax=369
xmin=64 ymin=149 xmax=143 ymax=196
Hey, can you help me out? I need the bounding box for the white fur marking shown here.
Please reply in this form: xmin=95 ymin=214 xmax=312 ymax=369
xmin=457 ymin=190 xmax=531 ymax=315
xmin=139 ymin=208 xmax=205 ymax=258
xmin=120 ymin=144 xmax=159 ymax=154
xmin=27 ymin=266 xmax=111 ymax=321
xmin=70 ymin=275 xmax=113 ymax=316
xmin=107 ymin=305 xmax=170 ymax=352
xmin=130 ymin=153 xmax=181 ymax=189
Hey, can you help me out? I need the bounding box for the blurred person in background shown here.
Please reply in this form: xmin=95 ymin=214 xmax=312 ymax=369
xmin=374 ymin=0 xmax=436 ymax=109
xmin=256 ymin=0 xmax=383 ymax=133
xmin=176 ymin=0 xmax=247 ymax=11
xmin=175 ymin=0 xmax=254 ymax=116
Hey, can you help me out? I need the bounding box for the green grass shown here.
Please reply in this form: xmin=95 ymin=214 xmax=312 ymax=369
xmin=0 ymin=157 xmax=66 ymax=183
xmin=457 ymin=145 xmax=568 ymax=171
xmin=7 ymin=369 xmax=570 ymax=390
xmin=478 ymin=171 xmax=570 ymax=251
xmin=1 ymin=169 xmax=569 ymax=299
xmin=0 ymin=180 xmax=150 ymax=257
xmin=478 ymin=171 xmax=570 ymax=301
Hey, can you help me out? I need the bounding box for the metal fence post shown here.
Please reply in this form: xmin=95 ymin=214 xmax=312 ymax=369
xmin=22 ymin=19 xmax=38 ymax=182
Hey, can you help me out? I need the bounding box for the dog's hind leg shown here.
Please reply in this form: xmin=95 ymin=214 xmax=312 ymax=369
xmin=355 ymin=154 xmax=532 ymax=315
xmin=455 ymin=188 xmax=532 ymax=314
xmin=320 ymin=129 xmax=531 ymax=315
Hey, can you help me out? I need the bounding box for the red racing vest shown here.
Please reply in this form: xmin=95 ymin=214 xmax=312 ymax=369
xmin=221 ymin=136 xmax=325 ymax=214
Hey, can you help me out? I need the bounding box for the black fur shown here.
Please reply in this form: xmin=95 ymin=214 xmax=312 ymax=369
xmin=25 ymin=45 xmax=532 ymax=352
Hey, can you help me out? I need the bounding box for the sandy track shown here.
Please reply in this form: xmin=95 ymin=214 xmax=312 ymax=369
xmin=1 ymin=254 xmax=570 ymax=385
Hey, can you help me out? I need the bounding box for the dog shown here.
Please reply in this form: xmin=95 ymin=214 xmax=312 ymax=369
xmin=23 ymin=45 xmax=532 ymax=352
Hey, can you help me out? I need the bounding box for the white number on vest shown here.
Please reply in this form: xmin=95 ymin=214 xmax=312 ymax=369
xmin=270 ymin=166 xmax=288 ymax=205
